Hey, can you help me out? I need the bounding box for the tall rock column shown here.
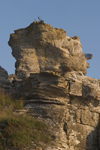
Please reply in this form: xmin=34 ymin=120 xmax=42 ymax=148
xmin=8 ymin=21 xmax=98 ymax=150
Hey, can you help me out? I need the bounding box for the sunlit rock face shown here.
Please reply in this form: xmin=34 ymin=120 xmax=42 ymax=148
xmin=8 ymin=21 xmax=89 ymax=79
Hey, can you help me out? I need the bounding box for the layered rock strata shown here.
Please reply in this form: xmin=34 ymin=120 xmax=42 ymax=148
xmin=8 ymin=21 xmax=100 ymax=150
xmin=11 ymin=71 xmax=100 ymax=150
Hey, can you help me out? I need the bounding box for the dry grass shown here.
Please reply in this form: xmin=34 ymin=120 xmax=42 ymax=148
xmin=0 ymin=90 xmax=51 ymax=149
xmin=0 ymin=90 xmax=24 ymax=110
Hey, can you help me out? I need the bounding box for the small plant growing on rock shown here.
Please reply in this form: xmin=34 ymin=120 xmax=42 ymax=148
xmin=38 ymin=16 xmax=44 ymax=24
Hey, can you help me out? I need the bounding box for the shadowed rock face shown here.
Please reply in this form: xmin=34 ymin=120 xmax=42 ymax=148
xmin=8 ymin=21 xmax=89 ymax=79
xmin=0 ymin=66 xmax=11 ymax=92
xmin=8 ymin=21 xmax=100 ymax=150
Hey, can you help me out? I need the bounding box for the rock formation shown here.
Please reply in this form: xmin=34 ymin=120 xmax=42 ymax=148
xmin=8 ymin=21 xmax=89 ymax=79
xmin=8 ymin=74 xmax=17 ymax=83
xmin=0 ymin=66 xmax=11 ymax=92
xmin=8 ymin=21 xmax=100 ymax=150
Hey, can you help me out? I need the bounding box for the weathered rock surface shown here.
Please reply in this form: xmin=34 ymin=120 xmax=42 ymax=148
xmin=8 ymin=21 xmax=100 ymax=150
xmin=0 ymin=66 xmax=11 ymax=92
xmin=8 ymin=74 xmax=17 ymax=83
xmin=11 ymin=71 xmax=100 ymax=150
xmin=8 ymin=21 xmax=89 ymax=79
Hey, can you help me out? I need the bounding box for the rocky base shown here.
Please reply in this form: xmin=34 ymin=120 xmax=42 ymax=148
xmin=11 ymin=71 xmax=100 ymax=150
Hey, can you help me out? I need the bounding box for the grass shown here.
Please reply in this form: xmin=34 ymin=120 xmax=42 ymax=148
xmin=0 ymin=90 xmax=51 ymax=149
xmin=0 ymin=90 xmax=24 ymax=110
xmin=0 ymin=115 xmax=51 ymax=149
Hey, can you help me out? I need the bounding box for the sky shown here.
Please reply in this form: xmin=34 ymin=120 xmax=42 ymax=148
xmin=0 ymin=0 xmax=100 ymax=79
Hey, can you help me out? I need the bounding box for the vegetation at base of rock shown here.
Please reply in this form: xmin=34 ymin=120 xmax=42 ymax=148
xmin=0 ymin=91 xmax=51 ymax=149
xmin=0 ymin=115 xmax=51 ymax=149
xmin=0 ymin=90 xmax=24 ymax=110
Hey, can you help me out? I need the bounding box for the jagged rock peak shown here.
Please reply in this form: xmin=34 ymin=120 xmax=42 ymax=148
xmin=8 ymin=21 xmax=89 ymax=79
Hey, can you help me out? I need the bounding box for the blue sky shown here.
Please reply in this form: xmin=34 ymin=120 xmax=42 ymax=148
xmin=0 ymin=0 xmax=100 ymax=79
